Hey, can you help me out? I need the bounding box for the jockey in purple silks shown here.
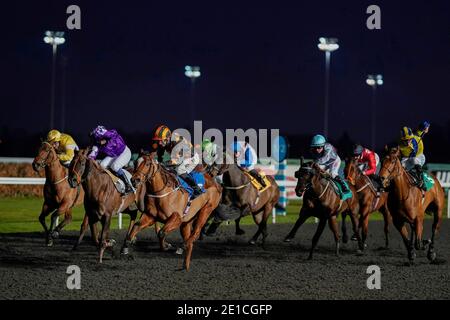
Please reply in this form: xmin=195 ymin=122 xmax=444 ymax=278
xmin=88 ymin=125 xmax=134 ymax=194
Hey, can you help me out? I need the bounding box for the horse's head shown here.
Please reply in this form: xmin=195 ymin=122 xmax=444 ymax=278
xmin=294 ymin=158 xmax=317 ymax=197
xmin=379 ymin=147 xmax=401 ymax=188
xmin=68 ymin=149 xmax=89 ymax=188
xmin=131 ymin=153 xmax=158 ymax=187
xmin=344 ymin=157 xmax=359 ymax=186
xmin=32 ymin=141 xmax=57 ymax=172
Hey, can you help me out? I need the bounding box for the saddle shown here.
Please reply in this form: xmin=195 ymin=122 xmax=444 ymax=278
xmin=176 ymin=171 xmax=206 ymax=198
xmin=104 ymin=169 xmax=133 ymax=195
xmin=243 ymin=171 xmax=272 ymax=193
xmin=406 ymin=170 xmax=435 ymax=192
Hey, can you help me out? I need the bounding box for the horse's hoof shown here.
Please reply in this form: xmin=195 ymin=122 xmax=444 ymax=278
xmin=107 ymin=239 xmax=116 ymax=247
xmin=307 ymin=255 xmax=313 ymax=260
xmin=130 ymin=237 xmax=138 ymax=245
xmin=162 ymin=243 xmax=173 ymax=252
xmin=284 ymin=237 xmax=293 ymax=243
xmin=342 ymin=236 xmax=349 ymax=244
xmin=408 ymin=252 xmax=417 ymax=263
xmin=248 ymin=239 xmax=256 ymax=245
xmin=356 ymin=249 xmax=364 ymax=256
xmin=236 ymin=229 xmax=245 ymax=236
xmin=51 ymin=231 xmax=60 ymax=239
xmin=175 ymin=247 xmax=184 ymax=255
xmin=46 ymin=239 xmax=53 ymax=247
xmin=427 ymin=251 xmax=436 ymax=262
xmin=350 ymin=234 xmax=358 ymax=242
xmin=121 ymin=247 xmax=129 ymax=255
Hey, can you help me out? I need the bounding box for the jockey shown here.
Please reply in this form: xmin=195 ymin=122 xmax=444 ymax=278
xmin=231 ymin=141 xmax=266 ymax=188
xmin=201 ymin=138 xmax=219 ymax=166
xmin=352 ymin=144 xmax=380 ymax=176
xmin=309 ymin=134 xmax=350 ymax=194
xmin=399 ymin=121 xmax=430 ymax=186
xmin=151 ymin=125 xmax=202 ymax=196
xmin=46 ymin=129 xmax=79 ymax=167
xmin=88 ymin=125 xmax=134 ymax=194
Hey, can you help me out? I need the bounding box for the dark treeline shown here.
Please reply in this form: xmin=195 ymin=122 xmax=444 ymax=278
xmin=1 ymin=123 xmax=450 ymax=163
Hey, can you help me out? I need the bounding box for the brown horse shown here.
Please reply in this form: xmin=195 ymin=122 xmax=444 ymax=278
xmin=344 ymin=158 xmax=391 ymax=249
xmin=206 ymin=163 xmax=280 ymax=246
xmin=379 ymin=147 xmax=444 ymax=263
xmin=32 ymin=141 xmax=84 ymax=246
xmin=68 ymin=149 xmax=144 ymax=263
xmin=121 ymin=154 xmax=222 ymax=271
xmin=284 ymin=160 xmax=363 ymax=259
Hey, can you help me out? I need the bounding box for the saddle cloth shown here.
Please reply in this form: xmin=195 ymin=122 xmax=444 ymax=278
xmin=243 ymin=171 xmax=272 ymax=192
xmin=329 ymin=178 xmax=353 ymax=201
xmin=177 ymin=171 xmax=206 ymax=198
xmin=407 ymin=171 xmax=435 ymax=191
xmin=104 ymin=169 xmax=133 ymax=195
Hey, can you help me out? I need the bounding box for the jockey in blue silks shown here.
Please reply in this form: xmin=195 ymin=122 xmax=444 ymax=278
xmin=231 ymin=141 xmax=266 ymax=188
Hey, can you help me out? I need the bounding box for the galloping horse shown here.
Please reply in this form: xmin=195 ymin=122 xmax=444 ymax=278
xmin=68 ymin=149 xmax=145 ymax=263
xmin=344 ymin=158 xmax=391 ymax=249
xmin=207 ymin=163 xmax=280 ymax=246
xmin=121 ymin=154 xmax=222 ymax=271
xmin=284 ymin=159 xmax=363 ymax=259
xmin=379 ymin=147 xmax=444 ymax=263
xmin=32 ymin=141 xmax=84 ymax=246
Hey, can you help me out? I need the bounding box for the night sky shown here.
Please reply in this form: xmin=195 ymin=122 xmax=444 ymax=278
xmin=2 ymin=0 xmax=450 ymax=155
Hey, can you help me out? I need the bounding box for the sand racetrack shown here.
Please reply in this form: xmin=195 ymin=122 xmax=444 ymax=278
xmin=1 ymin=220 xmax=449 ymax=300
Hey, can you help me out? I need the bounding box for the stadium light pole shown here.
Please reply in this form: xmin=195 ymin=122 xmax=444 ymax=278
xmin=366 ymin=74 xmax=383 ymax=150
xmin=184 ymin=65 xmax=201 ymax=129
xmin=43 ymin=31 xmax=65 ymax=130
xmin=318 ymin=37 xmax=339 ymax=138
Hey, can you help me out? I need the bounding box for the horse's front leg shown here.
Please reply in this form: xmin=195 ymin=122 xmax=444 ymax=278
xmin=38 ymin=202 xmax=55 ymax=246
xmin=328 ymin=215 xmax=340 ymax=256
xmin=121 ymin=212 xmax=156 ymax=255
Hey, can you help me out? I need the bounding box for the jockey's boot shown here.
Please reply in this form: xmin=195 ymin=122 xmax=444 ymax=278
xmin=249 ymin=169 xmax=266 ymax=188
xmin=334 ymin=175 xmax=350 ymax=194
xmin=414 ymin=165 xmax=424 ymax=188
xmin=117 ymin=168 xmax=134 ymax=194
xmin=180 ymin=173 xmax=203 ymax=197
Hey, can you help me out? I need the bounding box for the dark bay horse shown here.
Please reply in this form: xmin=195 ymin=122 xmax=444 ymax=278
xmin=68 ymin=149 xmax=145 ymax=263
xmin=379 ymin=148 xmax=444 ymax=263
xmin=121 ymin=154 xmax=222 ymax=271
xmin=344 ymin=158 xmax=391 ymax=249
xmin=284 ymin=160 xmax=363 ymax=259
xmin=32 ymin=141 xmax=84 ymax=246
xmin=207 ymin=163 xmax=280 ymax=246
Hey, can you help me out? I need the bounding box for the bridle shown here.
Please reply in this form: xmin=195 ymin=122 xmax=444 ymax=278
xmin=135 ymin=158 xmax=181 ymax=198
xmin=34 ymin=142 xmax=54 ymax=169
xmin=70 ymin=153 xmax=88 ymax=186
xmin=380 ymin=156 xmax=402 ymax=185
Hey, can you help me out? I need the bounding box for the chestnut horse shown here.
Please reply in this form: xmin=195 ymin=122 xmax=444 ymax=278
xmin=32 ymin=141 xmax=84 ymax=246
xmin=68 ymin=149 xmax=145 ymax=263
xmin=284 ymin=160 xmax=363 ymax=259
xmin=121 ymin=154 xmax=222 ymax=271
xmin=206 ymin=163 xmax=280 ymax=246
xmin=379 ymin=147 xmax=444 ymax=263
xmin=344 ymin=158 xmax=391 ymax=249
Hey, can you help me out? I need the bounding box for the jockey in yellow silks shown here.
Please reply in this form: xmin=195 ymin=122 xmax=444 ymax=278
xmin=399 ymin=121 xmax=430 ymax=186
xmin=46 ymin=130 xmax=79 ymax=167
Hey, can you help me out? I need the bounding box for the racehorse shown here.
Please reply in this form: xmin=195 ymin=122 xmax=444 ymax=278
xmin=344 ymin=158 xmax=391 ymax=249
xmin=284 ymin=159 xmax=363 ymax=259
xmin=206 ymin=162 xmax=280 ymax=246
xmin=379 ymin=147 xmax=444 ymax=263
xmin=120 ymin=154 xmax=222 ymax=271
xmin=68 ymin=149 xmax=144 ymax=263
xmin=32 ymin=141 xmax=84 ymax=246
